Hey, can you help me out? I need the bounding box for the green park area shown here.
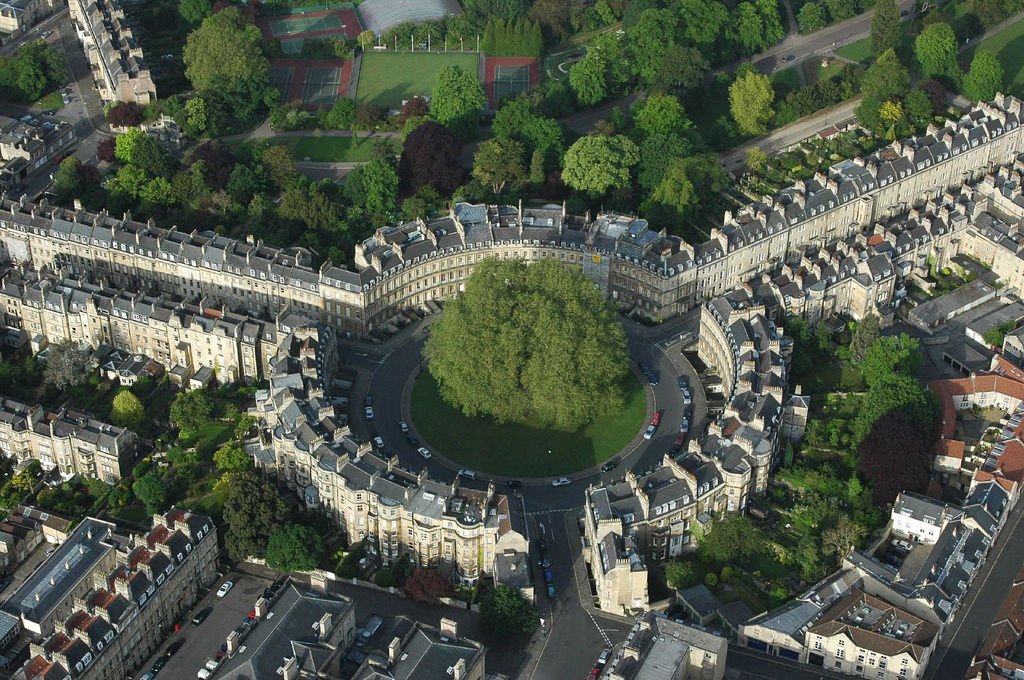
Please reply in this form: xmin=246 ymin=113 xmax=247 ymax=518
xmin=262 ymin=135 xmax=397 ymax=162
xmin=963 ymin=18 xmax=1024 ymax=97
xmin=410 ymin=371 xmax=647 ymax=477
xmin=355 ymin=52 xmax=480 ymax=109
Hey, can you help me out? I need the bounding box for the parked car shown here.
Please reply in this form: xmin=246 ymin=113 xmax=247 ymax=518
xmin=551 ymin=477 xmax=571 ymax=487
xmin=782 ymin=54 xmax=795 ymax=61
xmin=406 ymin=435 xmax=420 ymax=447
xmin=166 ymin=639 xmax=186 ymax=657
xmin=600 ymin=458 xmax=619 ymax=473
xmin=373 ymin=436 xmax=385 ymax=450
xmin=399 ymin=420 xmax=409 ymax=433
xmin=364 ymin=406 xmax=374 ymax=420
xmin=597 ymin=648 xmax=611 ymax=666
xmin=192 ymin=607 xmax=212 ymax=625
xmin=140 ymin=673 xmax=156 ymax=680
xmin=216 ymin=581 xmax=234 ymax=598
xmin=680 ymin=418 xmax=690 ymax=434
xmin=417 ymin=447 xmax=432 ymax=459
xmin=670 ymin=433 xmax=686 ymax=453
xmin=546 ymin=583 xmax=556 ymax=598
xmin=458 ymin=469 xmax=477 ymax=480
xmin=364 ymin=394 xmax=373 ymax=407
xmin=543 ymin=566 xmax=554 ymax=583
xmin=151 ymin=657 xmax=167 ymax=673
xmin=676 ymin=376 xmax=688 ymax=390
xmin=505 ymin=479 xmax=522 ymax=489
xmin=651 ymin=410 xmax=663 ymax=427
xmin=644 ymin=424 xmax=657 ymax=440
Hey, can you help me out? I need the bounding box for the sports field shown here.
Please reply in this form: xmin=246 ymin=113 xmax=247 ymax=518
xmin=258 ymin=7 xmax=361 ymax=55
xmin=355 ymin=52 xmax=480 ymax=109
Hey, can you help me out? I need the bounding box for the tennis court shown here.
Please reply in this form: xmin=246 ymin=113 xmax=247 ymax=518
xmin=270 ymin=59 xmax=352 ymax=106
xmin=484 ymin=57 xmax=539 ymax=108
xmin=303 ymin=66 xmax=343 ymax=106
xmin=269 ymin=13 xmax=342 ymax=37
xmin=269 ymin=65 xmax=294 ymax=102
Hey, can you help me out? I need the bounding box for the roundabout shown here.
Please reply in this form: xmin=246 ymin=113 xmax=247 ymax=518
xmin=344 ymin=310 xmax=706 ymax=506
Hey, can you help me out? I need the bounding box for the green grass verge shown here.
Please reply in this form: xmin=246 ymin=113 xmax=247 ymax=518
xmin=962 ymin=18 xmax=1024 ymax=97
xmin=356 ymin=52 xmax=480 ymax=109
xmin=35 ymin=90 xmax=64 ymax=112
xmin=266 ymin=135 xmax=397 ymax=162
xmin=837 ymin=37 xmax=873 ymax=63
xmin=410 ymin=371 xmax=647 ymax=477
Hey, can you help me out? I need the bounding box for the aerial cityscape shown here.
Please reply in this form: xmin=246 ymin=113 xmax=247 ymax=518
xmin=0 ymin=0 xmax=1023 ymax=678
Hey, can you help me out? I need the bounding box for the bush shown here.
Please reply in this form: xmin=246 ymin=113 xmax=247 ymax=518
xmin=374 ymin=569 xmax=396 ymax=588
xmin=720 ymin=566 xmax=734 ymax=583
xmin=704 ymin=572 xmax=719 ymax=588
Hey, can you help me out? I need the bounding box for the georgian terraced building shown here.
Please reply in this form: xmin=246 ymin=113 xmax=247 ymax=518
xmin=0 ymin=97 xmax=1020 ymax=342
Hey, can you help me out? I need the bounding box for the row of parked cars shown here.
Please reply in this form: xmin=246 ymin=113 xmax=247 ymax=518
xmin=537 ymin=535 xmax=556 ymax=599
xmin=193 ymin=579 xmax=285 ymax=678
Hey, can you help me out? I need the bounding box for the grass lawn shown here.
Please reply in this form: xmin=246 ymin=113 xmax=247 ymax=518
xmin=267 ymin=135 xmax=397 ymax=162
xmin=802 ymin=57 xmax=847 ymax=84
xmin=770 ymin=67 xmax=802 ymax=97
xmin=108 ymin=503 xmax=149 ymax=526
xmin=184 ymin=487 xmax=228 ymax=524
xmin=410 ymin=372 xmax=647 ymax=477
xmin=793 ymin=359 xmax=863 ymax=396
xmin=356 ymin=52 xmax=480 ymax=109
xmin=962 ymin=18 xmax=1024 ymax=97
xmin=837 ymin=37 xmax=873 ymax=63
xmin=35 ymin=90 xmax=64 ymax=112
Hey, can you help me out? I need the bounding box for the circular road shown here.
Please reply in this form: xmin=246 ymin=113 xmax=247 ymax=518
xmin=342 ymin=311 xmax=706 ymax=511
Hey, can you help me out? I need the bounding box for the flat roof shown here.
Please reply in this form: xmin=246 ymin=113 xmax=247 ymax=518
xmin=911 ymin=280 xmax=996 ymax=326
xmin=2 ymin=518 xmax=116 ymax=626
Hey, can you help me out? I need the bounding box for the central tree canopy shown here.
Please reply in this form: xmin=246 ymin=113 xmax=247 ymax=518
xmin=424 ymin=258 xmax=629 ymax=427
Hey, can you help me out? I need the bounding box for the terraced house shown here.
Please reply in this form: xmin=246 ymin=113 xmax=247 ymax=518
xmin=0 ymin=98 xmax=1020 ymax=343
xmin=249 ymin=320 xmax=527 ymax=583
xmin=0 ymin=396 xmax=136 ymax=482
xmin=3 ymin=509 xmax=216 ymax=680
xmin=67 ymin=0 xmax=156 ymax=104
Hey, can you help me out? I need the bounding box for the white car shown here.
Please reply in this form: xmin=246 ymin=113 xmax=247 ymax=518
xmin=373 ymin=436 xmax=385 ymax=450
xmin=643 ymin=424 xmax=656 ymax=439
xmin=551 ymin=477 xmax=572 ymax=487
xmin=458 ymin=469 xmax=477 ymax=480
xmin=417 ymin=447 xmax=432 ymax=459
xmin=364 ymin=406 xmax=374 ymax=420
xmin=399 ymin=420 xmax=409 ymax=433
xmin=216 ymin=581 xmax=233 ymax=598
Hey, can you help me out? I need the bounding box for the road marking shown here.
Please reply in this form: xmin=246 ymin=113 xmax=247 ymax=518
xmin=585 ymin=607 xmax=612 ymax=647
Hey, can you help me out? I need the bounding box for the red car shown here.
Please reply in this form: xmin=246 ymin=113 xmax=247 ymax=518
xmin=670 ymin=433 xmax=686 ymax=453
xmin=650 ymin=410 xmax=662 ymax=427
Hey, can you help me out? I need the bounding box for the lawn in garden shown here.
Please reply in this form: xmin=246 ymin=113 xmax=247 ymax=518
xmin=355 ymin=52 xmax=480 ymax=109
xmin=410 ymin=371 xmax=647 ymax=477
xmin=263 ymin=136 xmax=397 ymax=162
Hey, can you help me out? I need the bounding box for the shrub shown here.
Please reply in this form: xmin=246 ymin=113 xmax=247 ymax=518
xmin=704 ymin=572 xmax=719 ymax=588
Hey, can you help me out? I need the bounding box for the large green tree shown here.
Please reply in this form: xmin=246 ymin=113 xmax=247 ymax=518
xmin=183 ymin=7 xmax=273 ymax=127
xmin=963 ymin=51 xmax=1004 ymax=103
xmin=849 ymin=314 xmax=880 ymax=363
xmin=43 ymin=341 xmax=92 ymax=390
xmin=858 ymin=410 xmax=932 ymax=506
xmin=111 ymin=390 xmax=144 ymax=431
xmin=861 ymin=334 xmax=922 ymax=387
xmin=914 ymin=22 xmax=960 ymax=80
xmin=633 ymin=94 xmax=693 ymax=138
xmin=871 ymin=0 xmax=901 ymax=56
xmin=266 ymin=523 xmax=323 ymax=572
xmin=678 ymin=0 xmax=729 ymax=45
xmin=729 ymin=69 xmax=775 ymax=135
xmin=425 ymin=258 xmax=629 ymax=427
xmin=561 ymin=134 xmax=640 ymax=197
xmin=213 ymin=442 xmax=251 ymax=472
xmin=568 ymin=50 xmax=608 ymax=106
xmin=627 ymin=9 xmax=678 ymax=83
xmin=861 ymin=49 xmax=911 ymax=103
xmin=797 ymin=2 xmax=827 ymax=33
xmin=652 ymin=45 xmax=709 ymax=95
xmin=132 ymin=472 xmax=167 ymax=515
xmin=472 ymin=138 xmax=527 ymax=194
xmin=480 ymin=586 xmax=539 ymax=637
xmin=430 ymin=66 xmax=486 ymax=137
xmin=223 ymin=471 xmax=287 ymax=560
xmin=169 ymin=389 xmax=213 ymax=433
xmin=179 ymin=0 xmax=212 ymax=25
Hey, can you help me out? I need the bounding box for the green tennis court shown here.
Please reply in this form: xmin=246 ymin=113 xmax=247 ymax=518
xmin=269 ymin=13 xmax=342 ymax=37
xmin=492 ymin=64 xmax=531 ymax=103
xmin=269 ymin=66 xmax=294 ymax=102
xmin=302 ymin=66 xmax=342 ymax=105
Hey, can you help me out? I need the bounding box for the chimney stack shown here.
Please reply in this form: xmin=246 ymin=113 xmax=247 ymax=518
xmin=283 ymin=656 xmax=299 ymax=680
xmin=452 ymin=657 xmax=466 ymax=679
xmin=226 ymin=631 xmax=239 ymax=655
xmin=440 ymin=618 xmax=458 ymax=640
xmin=254 ymin=597 xmax=268 ymax=619
xmin=388 ymin=637 xmax=402 ymax=664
